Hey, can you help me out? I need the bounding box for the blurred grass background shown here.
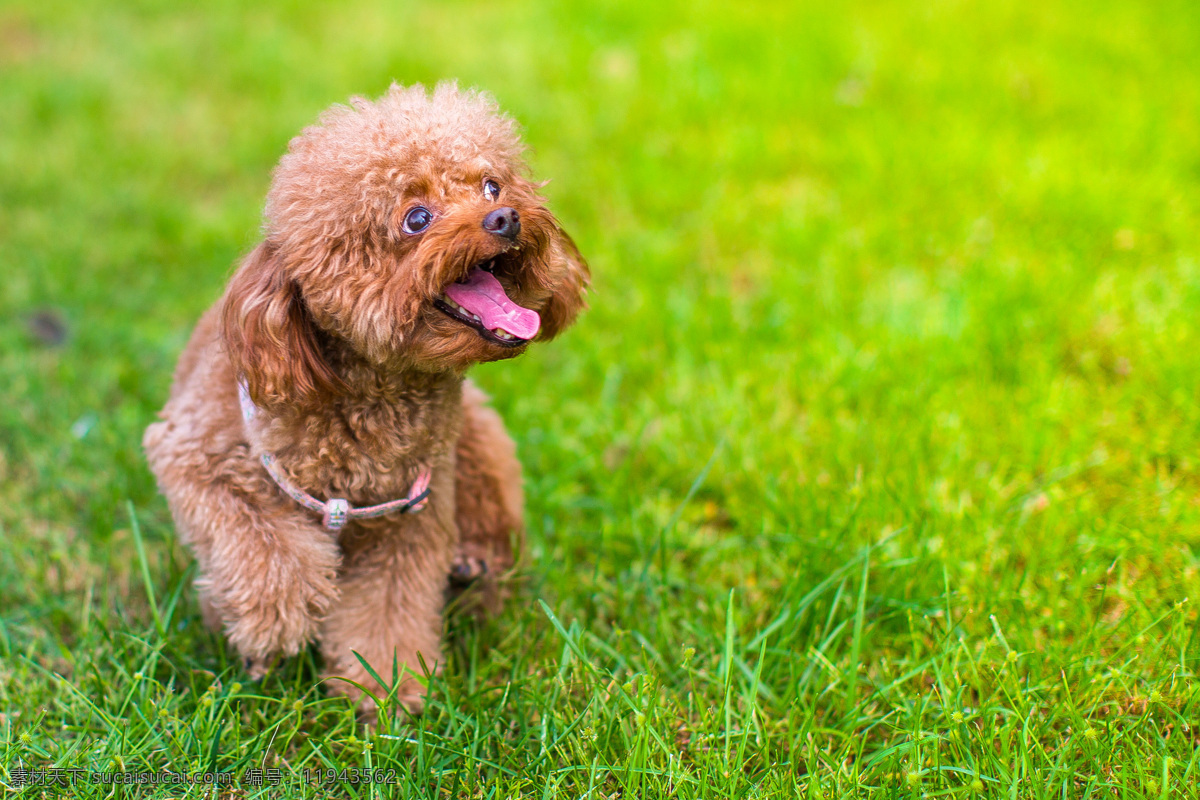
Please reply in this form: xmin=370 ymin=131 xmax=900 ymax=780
xmin=2 ymin=0 xmax=1199 ymax=796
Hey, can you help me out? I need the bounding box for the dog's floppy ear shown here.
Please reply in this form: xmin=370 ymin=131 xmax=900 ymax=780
xmin=536 ymin=226 xmax=590 ymax=341
xmin=221 ymin=243 xmax=342 ymax=405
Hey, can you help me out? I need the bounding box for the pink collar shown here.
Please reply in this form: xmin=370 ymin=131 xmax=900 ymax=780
xmin=238 ymin=380 xmax=431 ymax=531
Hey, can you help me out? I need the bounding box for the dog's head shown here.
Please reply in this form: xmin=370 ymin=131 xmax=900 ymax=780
xmin=223 ymin=83 xmax=589 ymax=405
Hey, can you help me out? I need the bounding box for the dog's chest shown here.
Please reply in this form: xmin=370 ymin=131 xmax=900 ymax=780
xmin=258 ymin=387 xmax=462 ymax=507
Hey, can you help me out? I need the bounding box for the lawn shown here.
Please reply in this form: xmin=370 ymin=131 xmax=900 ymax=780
xmin=2 ymin=0 xmax=1199 ymax=796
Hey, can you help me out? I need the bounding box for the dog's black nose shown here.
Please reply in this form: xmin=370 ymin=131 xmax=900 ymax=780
xmin=482 ymin=207 xmax=521 ymax=241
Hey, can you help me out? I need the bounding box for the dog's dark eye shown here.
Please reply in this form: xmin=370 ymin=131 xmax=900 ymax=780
xmin=402 ymin=206 xmax=433 ymax=234
xmin=483 ymin=180 xmax=500 ymax=201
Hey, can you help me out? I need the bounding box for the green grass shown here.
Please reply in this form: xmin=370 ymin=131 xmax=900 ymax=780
xmin=2 ymin=0 xmax=1199 ymax=796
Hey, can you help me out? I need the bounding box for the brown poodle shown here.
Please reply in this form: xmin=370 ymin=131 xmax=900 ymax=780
xmin=143 ymin=83 xmax=588 ymax=713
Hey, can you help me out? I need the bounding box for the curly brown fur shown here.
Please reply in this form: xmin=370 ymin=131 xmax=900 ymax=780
xmin=143 ymin=83 xmax=588 ymax=714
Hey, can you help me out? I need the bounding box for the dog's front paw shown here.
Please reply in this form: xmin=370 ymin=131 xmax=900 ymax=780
xmin=218 ymin=563 xmax=340 ymax=666
xmin=327 ymin=665 xmax=428 ymax=723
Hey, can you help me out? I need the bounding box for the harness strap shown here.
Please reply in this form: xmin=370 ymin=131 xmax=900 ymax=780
xmin=238 ymin=379 xmax=430 ymax=530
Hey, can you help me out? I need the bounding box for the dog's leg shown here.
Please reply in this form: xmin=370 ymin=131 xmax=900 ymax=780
xmin=146 ymin=431 xmax=342 ymax=674
xmin=179 ymin=492 xmax=341 ymax=676
xmin=318 ymin=485 xmax=457 ymax=716
xmin=449 ymin=381 xmax=524 ymax=615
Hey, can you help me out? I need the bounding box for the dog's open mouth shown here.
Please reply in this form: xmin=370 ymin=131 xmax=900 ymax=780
xmin=434 ymin=261 xmax=541 ymax=347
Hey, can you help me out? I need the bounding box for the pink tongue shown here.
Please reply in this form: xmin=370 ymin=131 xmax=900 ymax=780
xmin=445 ymin=268 xmax=541 ymax=340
